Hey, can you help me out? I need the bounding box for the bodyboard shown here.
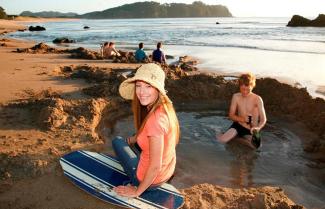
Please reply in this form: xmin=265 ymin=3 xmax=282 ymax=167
xmin=60 ymin=150 xmax=184 ymax=209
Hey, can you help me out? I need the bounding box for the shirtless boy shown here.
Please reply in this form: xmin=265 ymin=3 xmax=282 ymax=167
xmin=217 ymin=73 xmax=266 ymax=148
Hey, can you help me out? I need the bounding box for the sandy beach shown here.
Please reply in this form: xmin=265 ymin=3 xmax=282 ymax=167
xmin=1 ymin=18 xmax=324 ymax=209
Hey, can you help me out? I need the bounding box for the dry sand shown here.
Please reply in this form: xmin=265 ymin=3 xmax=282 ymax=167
xmin=1 ymin=17 xmax=78 ymax=35
xmin=0 ymin=19 xmax=26 ymax=34
xmin=0 ymin=20 xmax=308 ymax=209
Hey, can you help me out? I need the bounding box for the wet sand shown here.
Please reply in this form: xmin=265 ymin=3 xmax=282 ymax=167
xmin=1 ymin=19 xmax=324 ymax=209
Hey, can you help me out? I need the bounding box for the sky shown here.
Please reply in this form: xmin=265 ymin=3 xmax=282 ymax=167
xmin=1 ymin=0 xmax=324 ymax=17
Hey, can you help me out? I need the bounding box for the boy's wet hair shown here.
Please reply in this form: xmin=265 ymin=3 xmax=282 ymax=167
xmin=157 ymin=42 xmax=162 ymax=48
xmin=109 ymin=42 xmax=114 ymax=46
xmin=139 ymin=42 xmax=144 ymax=49
xmin=238 ymin=73 xmax=256 ymax=88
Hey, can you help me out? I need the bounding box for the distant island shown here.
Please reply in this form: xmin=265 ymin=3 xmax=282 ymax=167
xmin=20 ymin=11 xmax=78 ymax=18
xmin=18 ymin=1 xmax=232 ymax=19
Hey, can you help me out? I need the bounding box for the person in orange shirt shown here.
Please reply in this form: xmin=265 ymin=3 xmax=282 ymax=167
xmin=113 ymin=63 xmax=180 ymax=197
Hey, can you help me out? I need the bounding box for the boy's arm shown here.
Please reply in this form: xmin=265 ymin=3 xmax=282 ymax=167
xmin=253 ymin=96 xmax=267 ymax=131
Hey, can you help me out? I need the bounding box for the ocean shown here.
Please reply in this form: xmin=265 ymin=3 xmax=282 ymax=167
xmin=7 ymin=17 xmax=325 ymax=98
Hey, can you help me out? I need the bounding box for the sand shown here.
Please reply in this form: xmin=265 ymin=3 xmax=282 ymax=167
xmin=0 ymin=19 xmax=312 ymax=209
xmin=0 ymin=19 xmax=26 ymax=34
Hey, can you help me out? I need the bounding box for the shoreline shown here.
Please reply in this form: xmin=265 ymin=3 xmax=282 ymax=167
xmin=0 ymin=17 xmax=79 ymax=37
xmin=1 ymin=20 xmax=324 ymax=208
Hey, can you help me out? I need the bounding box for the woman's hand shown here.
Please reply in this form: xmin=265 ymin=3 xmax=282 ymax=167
xmin=114 ymin=185 xmax=139 ymax=198
xmin=127 ymin=135 xmax=136 ymax=145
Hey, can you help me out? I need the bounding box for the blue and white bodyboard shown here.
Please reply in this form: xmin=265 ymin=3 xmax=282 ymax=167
xmin=60 ymin=150 xmax=184 ymax=209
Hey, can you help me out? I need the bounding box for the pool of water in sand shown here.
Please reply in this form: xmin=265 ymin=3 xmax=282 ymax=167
xmin=101 ymin=110 xmax=325 ymax=209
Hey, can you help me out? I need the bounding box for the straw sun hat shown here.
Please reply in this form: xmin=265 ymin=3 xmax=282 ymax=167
xmin=119 ymin=63 xmax=167 ymax=100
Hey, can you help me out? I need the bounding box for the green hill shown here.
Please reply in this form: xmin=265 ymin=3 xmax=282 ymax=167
xmin=80 ymin=1 xmax=232 ymax=19
xmin=20 ymin=11 xmax=78 ymax=18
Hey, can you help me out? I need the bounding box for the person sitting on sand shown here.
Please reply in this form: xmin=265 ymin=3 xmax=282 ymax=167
xmin=112 ymin=63 xmax=180 ymax=197
xmin=217 ymin=73 xmax=266 ymax=148
xmin=134 ymin=42 xmax=147 ymax=62
xmin=102 ymin=42 xmax=120 ymax=58
xmin=152 ymin=42 xmax=166 ymax=64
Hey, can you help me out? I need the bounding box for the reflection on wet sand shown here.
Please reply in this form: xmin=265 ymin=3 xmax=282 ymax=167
xmin=226 ymin=142 xmax=258 ymax=187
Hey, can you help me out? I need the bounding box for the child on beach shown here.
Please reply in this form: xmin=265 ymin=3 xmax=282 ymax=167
xmin=134 ymin=42 xmax=147 ymax=62
xmin=102 ymin=42 xmax=120 ymax=58
xmin=152 ymin=42 xmax=166 ymax=64
xmin=217 ymin=73 xmax=266 ymax=148
xmin=112 ymin=63 xmax=180 ymax=197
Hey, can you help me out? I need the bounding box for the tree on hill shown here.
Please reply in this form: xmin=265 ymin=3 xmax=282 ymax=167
xmin=0 ymin=6 xmax=8 ymax=19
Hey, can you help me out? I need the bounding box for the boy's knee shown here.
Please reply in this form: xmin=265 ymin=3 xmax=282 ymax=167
xmin=217 ymin=135 xmax=227 ymax=144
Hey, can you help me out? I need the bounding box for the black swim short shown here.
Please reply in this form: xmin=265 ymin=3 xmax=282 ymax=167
xmin=230 ymin=122 xmax=251 ymax=137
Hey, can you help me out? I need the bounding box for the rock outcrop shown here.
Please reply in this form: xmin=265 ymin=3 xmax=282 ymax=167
xmin=287 ymin=14 xmax=325 ymax=27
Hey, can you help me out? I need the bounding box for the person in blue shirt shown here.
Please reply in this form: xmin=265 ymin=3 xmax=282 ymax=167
xmin=152 ymin=42 xmax=166 ymax=64
xmin=134 ymin=42 xmax=147 ymax=62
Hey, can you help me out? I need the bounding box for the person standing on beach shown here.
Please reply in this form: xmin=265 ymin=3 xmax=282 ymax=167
xmin=103 ymin=42 xmax=120 ymax=58
xmin=135 ymin=42 xmax=147 ymax=62
xmin=112 ymin=63 xmax=180 ymax=197
xmin=152 ymin=42 xmax=166 ymax=64
xmin=217 ymin=73 xmax=266 ymax=148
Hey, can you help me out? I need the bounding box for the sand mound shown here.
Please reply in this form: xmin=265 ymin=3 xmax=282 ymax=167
xmin=254 ymin=78 xmax=325 ymax=154
xmin=69 ymin=47 xmax=102 ymax=59
xmin=0 ymin=90 xmax=110 ymax=182
xmin=58 ymin=65 xmax=129 ymax=97
xmin=181 ymin=184 xmax=305 ymax=209
xmin=15 ymin=42 xmax=61 ymax=54
xmin=14 ymin=43 xmax=103 ymax=59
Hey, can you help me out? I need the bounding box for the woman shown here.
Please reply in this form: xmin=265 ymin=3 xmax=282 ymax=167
xmin=103 ymin=42 xmax=120 ymax=58
xmin=113 ymin=63 xmax=180 ymax=197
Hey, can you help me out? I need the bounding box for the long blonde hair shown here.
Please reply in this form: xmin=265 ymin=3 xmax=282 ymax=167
xmin=132 ymin=91 xmax=180 ymax=144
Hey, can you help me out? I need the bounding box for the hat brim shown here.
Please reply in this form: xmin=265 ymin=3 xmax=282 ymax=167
xmin=119 ymin=78 xmax=136 ymax=100
xmin=119 ymin=78 xmax=166 ymax=100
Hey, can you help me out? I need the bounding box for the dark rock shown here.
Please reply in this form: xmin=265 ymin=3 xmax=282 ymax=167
xmin=166 ymin=55 xmax=174 ymax=59
xmin=83 ymin=26 xmax=90 ymax=29
xmin=216 ymin=22 xmax=220 ymax=24
xmin=28 ymin=26 xmax=46 ymax=31
xmin=287 ymin=15 xmax=311 ymax=27
xmin=310 ymin=14 xmax=325 ymax=27
xmin=52 ymin=37 xmax=76 ymax=44
xmin=287 ymin=14 xmax=325 ymax=27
